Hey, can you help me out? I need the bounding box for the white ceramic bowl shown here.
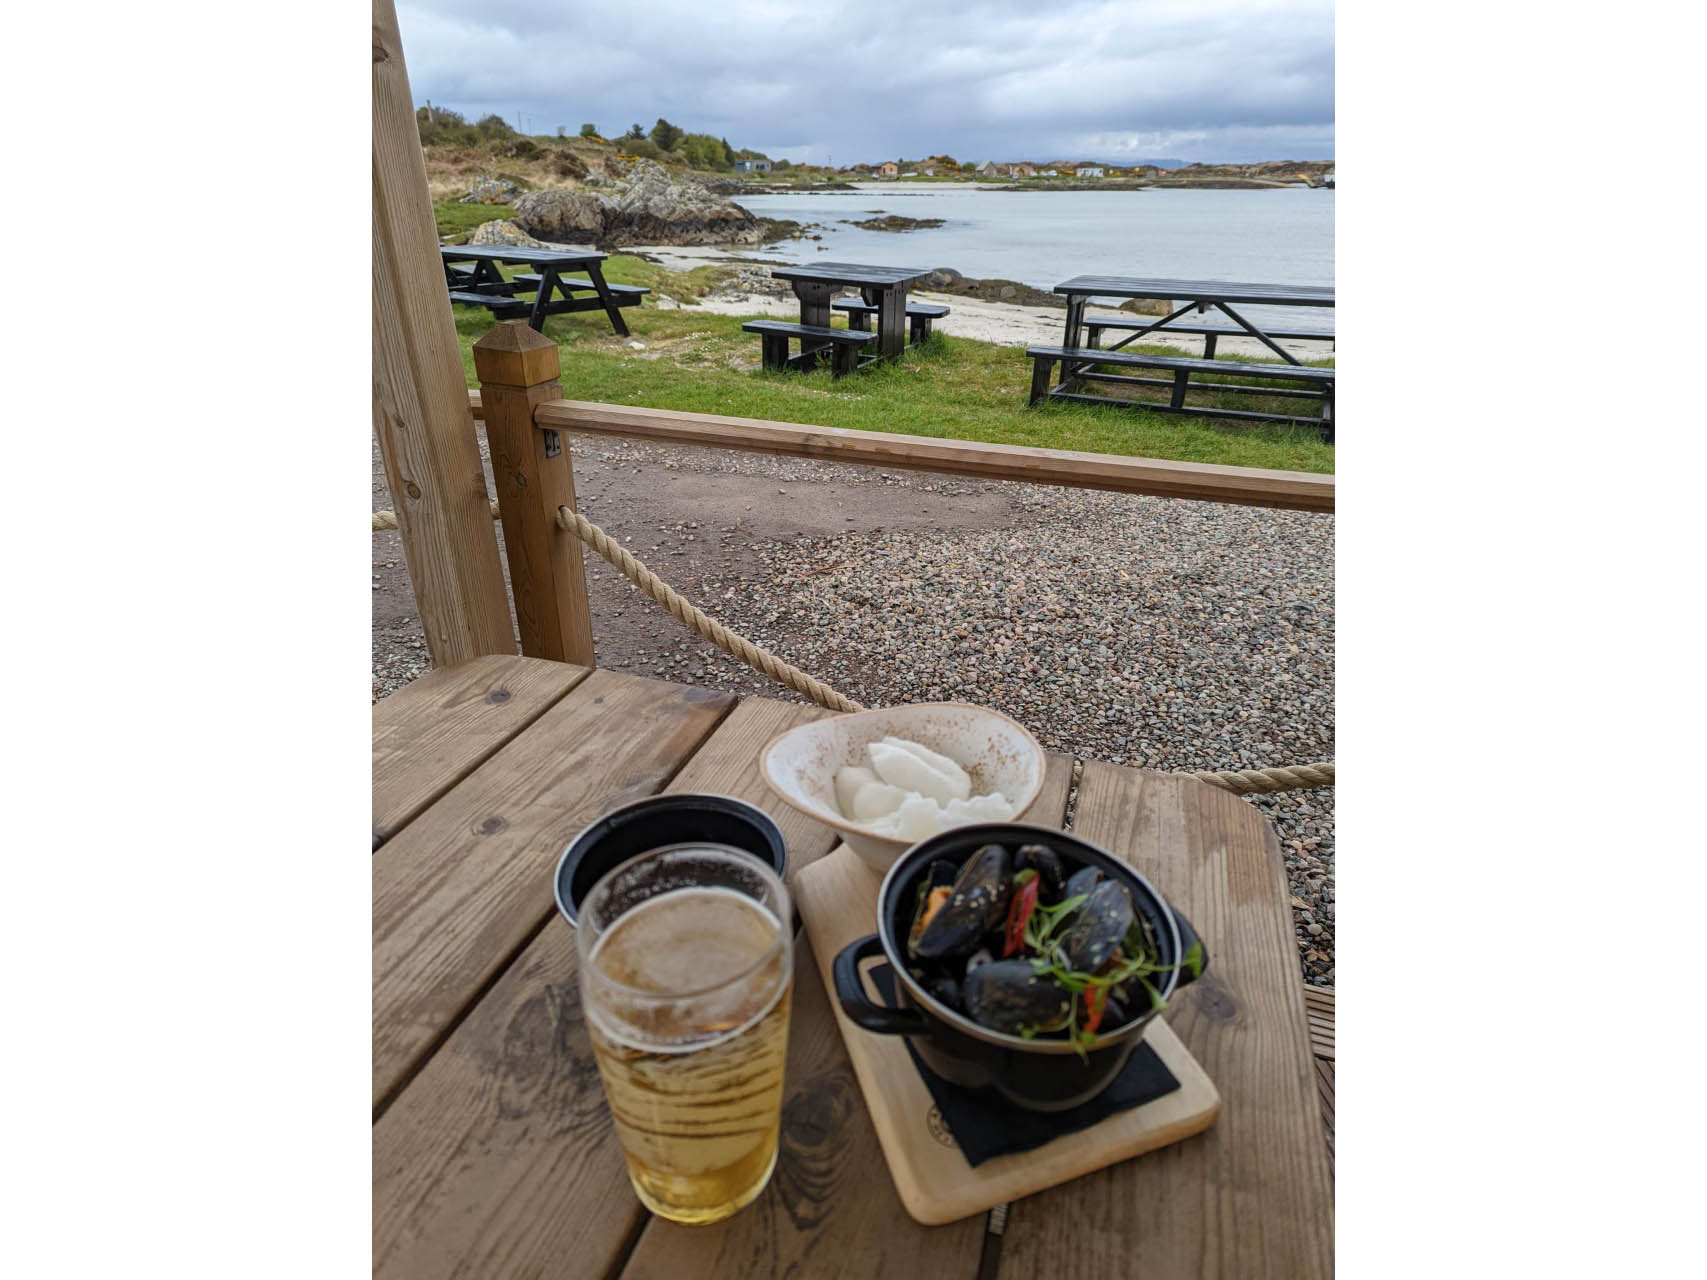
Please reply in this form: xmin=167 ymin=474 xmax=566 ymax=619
xmin=759 ymin=703 xmax=1047 ymax=873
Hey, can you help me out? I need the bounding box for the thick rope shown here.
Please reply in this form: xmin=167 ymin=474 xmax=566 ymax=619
xmin=370 ymin=502 xmax=1334 ymax=790
xmin=372 ymin=502 xmax=500 ymax=531
xmin=1189 ymin=762 xmax=1334 ymax=795
xmin=554 ymin=505 xmax=866 ymax=713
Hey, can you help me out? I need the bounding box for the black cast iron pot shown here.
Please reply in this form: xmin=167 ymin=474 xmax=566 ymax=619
xmin=832 ymin=823 xmax=1207 ymax=1113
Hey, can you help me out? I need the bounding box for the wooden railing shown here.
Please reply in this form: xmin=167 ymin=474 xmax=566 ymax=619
xmin=463 ymin=322 xmax=1334 ymax=670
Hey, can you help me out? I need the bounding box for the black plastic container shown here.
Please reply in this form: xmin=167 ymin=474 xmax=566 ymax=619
xmin=832 ymin=823 xmax=1207 ymax=1113
xmin=553 ymin=793 xmax=787 ymax=926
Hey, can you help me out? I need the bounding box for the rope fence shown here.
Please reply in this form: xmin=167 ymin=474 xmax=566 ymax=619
xmin=372 ymin=502 xmax=1333 ymax=793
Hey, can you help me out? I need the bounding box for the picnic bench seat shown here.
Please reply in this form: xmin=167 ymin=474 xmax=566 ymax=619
xmin=743 ymin=320 xmax=876 ymax=377
xmin=1084 ymin=314 xmax=1334 ymax=358
xmin=832 ymin=296 xmax=951 ymax=343
xmin=447 ymin=290 xmax=530 ymax=318
xmin=1027 ymin=344 xmax=1335 ymax=441
xmin=510 ymin=274 xmax=649 ymax=304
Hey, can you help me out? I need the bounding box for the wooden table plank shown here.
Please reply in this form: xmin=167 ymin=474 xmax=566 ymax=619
xmin=995 ymin=765 xmax=1333 ymax=1280
xmin=372 ymin=656 xmax=590 ymax=848
xmin=374 ymin=694 xmax=840 ymax=1279
xmin=617 ymin=936 xmax=988 ymax=1280
xmin=373 ymin=919 xmax=640 ymax=1280
xmin=660 ymin=697 xmax=842 ymax=877
xmin=618 ymin=752 xmax=1076 ymax=1279
xmin=373 ymin=669 xmax=734 ymax=1107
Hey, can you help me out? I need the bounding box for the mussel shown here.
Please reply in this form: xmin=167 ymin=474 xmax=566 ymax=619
xmin=1064 ymin=865 xmax=1102 ymax=901
xmin=911 ymin=844 xmax=1012 ymax=959
xmin=1014 ymin=844 xmax=1065 ymax=901
xmin=1062 ymin=880 xmax=1135 ymax=973
xmin=963 ymin=959 xmax=1072 ymax=1036
xmin=905 ymin=859 xmax=961 ymax=955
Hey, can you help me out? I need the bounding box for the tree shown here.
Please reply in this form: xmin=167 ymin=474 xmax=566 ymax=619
xmin=625 ymin=123 xmax=645 ymax=140
xmin=474 ymin=113 xmax=514 ymax=140
xmin=680 ymin=132 xmax=728 ymax=171
xmin=720 ymin=137 xmax=736 ymax=167
xmin=772 ymin=157 xmax=791 ymax=171
xmin=579 ymin=122 xmax=599 ymax=137
xmin=650 ymin=117 xmax=684 ymax=152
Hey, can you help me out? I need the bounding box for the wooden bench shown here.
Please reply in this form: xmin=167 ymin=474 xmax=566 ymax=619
xmin=832 ymin=297 xmax=951 ymax=344
xmin=448 ymin=290 xmax=531 ymax=318
xmin=742 ymin=320 xmax=877 ymax=377
xmin=1026 ymin=345 xmax=1335 ymax=441
xmin=1084 ymin=314 xmax=1334 ymax=359
xmin=511 ymin=274 xmax=649 ymax=305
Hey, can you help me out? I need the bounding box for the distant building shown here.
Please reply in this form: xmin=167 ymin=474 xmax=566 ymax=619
xmin=735 ymin=158 xmax=771 ymax=173
xmin=878 ymin=161 xmax=900 ymax=177
xmin=1039 ymin=168 xmax=1058 ymax=177
xmin=1011 ymin=163 xmax=1036 ymax=177
xmin=1076 ymin=165 xmax=1104 ymax=178
xmin=920 ymin=167 xmax=936 ymax=176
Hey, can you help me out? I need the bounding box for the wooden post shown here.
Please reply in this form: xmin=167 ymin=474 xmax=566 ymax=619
xmin=474 ymin=322 xmax=596 ymax=665
xmin=372 ymin=0 xmax=514 ymax=666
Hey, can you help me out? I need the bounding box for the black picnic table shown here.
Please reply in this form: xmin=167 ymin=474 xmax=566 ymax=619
xmin=440 ymin=245 xmax=637 ymax=336
xmin=771 ymin=262 xmax=932 ymax=362
xmin=1055 ymin=276 xmax=1334 ymax=366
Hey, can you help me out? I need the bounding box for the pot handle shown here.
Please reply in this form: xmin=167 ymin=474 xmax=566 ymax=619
xmin=1170 ymin=906 xmax=1210 ymax=988
xmin=832 ymin=934 xmax=931 ymax=1035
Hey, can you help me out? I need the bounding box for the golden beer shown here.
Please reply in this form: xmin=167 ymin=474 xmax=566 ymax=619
xmin=579 ymin=849 xmax=792 ymax=1224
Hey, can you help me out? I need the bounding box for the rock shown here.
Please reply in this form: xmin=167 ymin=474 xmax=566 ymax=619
xmin=1118 ymin=296 xmax=1175 ymax=316
xmin=459 ymin=176 xmax=520 ymax=205
xmin=512 ymin=189 xmax=608 ymax=242
xmin=511 ymin=161 xmax=801 ymax=248
xmin=846 ymin=214 xmax=946 ymax=232
xmin=999 ymin=284 xmax=1017 ymax=298
xmin=927 ymin=267 xmax=964 ymax=287
xmin=605 ymin=160 xmax=772 ymax=246
xmin=468 ymin=219 xmax=547 ymax=248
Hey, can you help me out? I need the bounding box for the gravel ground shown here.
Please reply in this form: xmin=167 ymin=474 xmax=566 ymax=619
xmin=374 ymin=437 xmax=1334 ymax=984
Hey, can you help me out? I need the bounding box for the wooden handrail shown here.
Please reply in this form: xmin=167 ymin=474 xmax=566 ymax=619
xmin=466 ymin=390 xmax=1332 ymax=513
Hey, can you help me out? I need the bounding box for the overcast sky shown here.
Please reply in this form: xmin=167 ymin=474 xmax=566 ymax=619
xmin=398 ymin=0 xmax=1333 ymax=166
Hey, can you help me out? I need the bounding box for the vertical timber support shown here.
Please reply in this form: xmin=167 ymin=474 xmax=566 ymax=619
xmin=372 ymin=0 xmax=513 ymax=665
xmin=474 ymin=322 xmax=596 ymax=666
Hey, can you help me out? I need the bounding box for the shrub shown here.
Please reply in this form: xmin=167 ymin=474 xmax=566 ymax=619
xmin=474 ymin=113 xmax=514 ymax=140
xmin=615 ymin=135 xmax=661 ymax=159
xmin=579 ymin=122 xmax=598 ymax=137
xmin=680 ymin=132 xmax=729 ymax=170
xmin=650 ymin=118 xmax=684 ymax=152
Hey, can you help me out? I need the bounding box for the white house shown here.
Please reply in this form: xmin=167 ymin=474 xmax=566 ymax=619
xmin=1076 ymin=165 xmax=1104 ymax=178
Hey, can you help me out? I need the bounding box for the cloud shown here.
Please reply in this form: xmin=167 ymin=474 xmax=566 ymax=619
xmin=397 ymin=0 xmax=1333 ymax=164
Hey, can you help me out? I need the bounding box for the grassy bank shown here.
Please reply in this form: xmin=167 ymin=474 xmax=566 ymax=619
xmin=447 ymin=256 xmax=1334 ymax=474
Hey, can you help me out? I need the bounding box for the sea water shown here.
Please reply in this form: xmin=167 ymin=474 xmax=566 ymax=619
xmin=738 ymin=186 xmax=1334 ymax=324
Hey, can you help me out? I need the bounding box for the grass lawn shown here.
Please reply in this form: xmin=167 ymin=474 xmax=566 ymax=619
xmin=447 ymin=255 xmax=1335 ymax=474
xmin=434 ymin=200 xmax=517 ymax=241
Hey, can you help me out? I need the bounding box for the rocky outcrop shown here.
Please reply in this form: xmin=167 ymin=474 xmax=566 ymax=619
xmin=468 ymin=219 xmax=548 ymax=248
xmin=510 ymin=161 xmax=803 ymax=247
xmin=459 ymin=176 xmax=521 ymax=204
xmin=605 ymin=161 xmax=771 ymax=244
xmin=844 ymin=214 xmax=945 ymax=232
xmin=510 ymin=190 xmax=608 ymax=242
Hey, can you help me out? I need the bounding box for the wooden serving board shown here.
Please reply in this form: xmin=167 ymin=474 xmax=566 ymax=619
xmin=794 ymin=844 xmax=1220 ymax=1226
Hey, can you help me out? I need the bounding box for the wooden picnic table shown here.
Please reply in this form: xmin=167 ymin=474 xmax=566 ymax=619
xmin=771 ymin=262 xmax=933 ymax=362
xmin=440 ymin=245 xmax=639 ymax=335
xmin=373 ymin=655 xmax=1333 ymax=1279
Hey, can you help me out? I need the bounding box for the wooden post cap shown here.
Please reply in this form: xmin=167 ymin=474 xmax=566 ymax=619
xmin=473 ymin=320 xmax=561 ymax=387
